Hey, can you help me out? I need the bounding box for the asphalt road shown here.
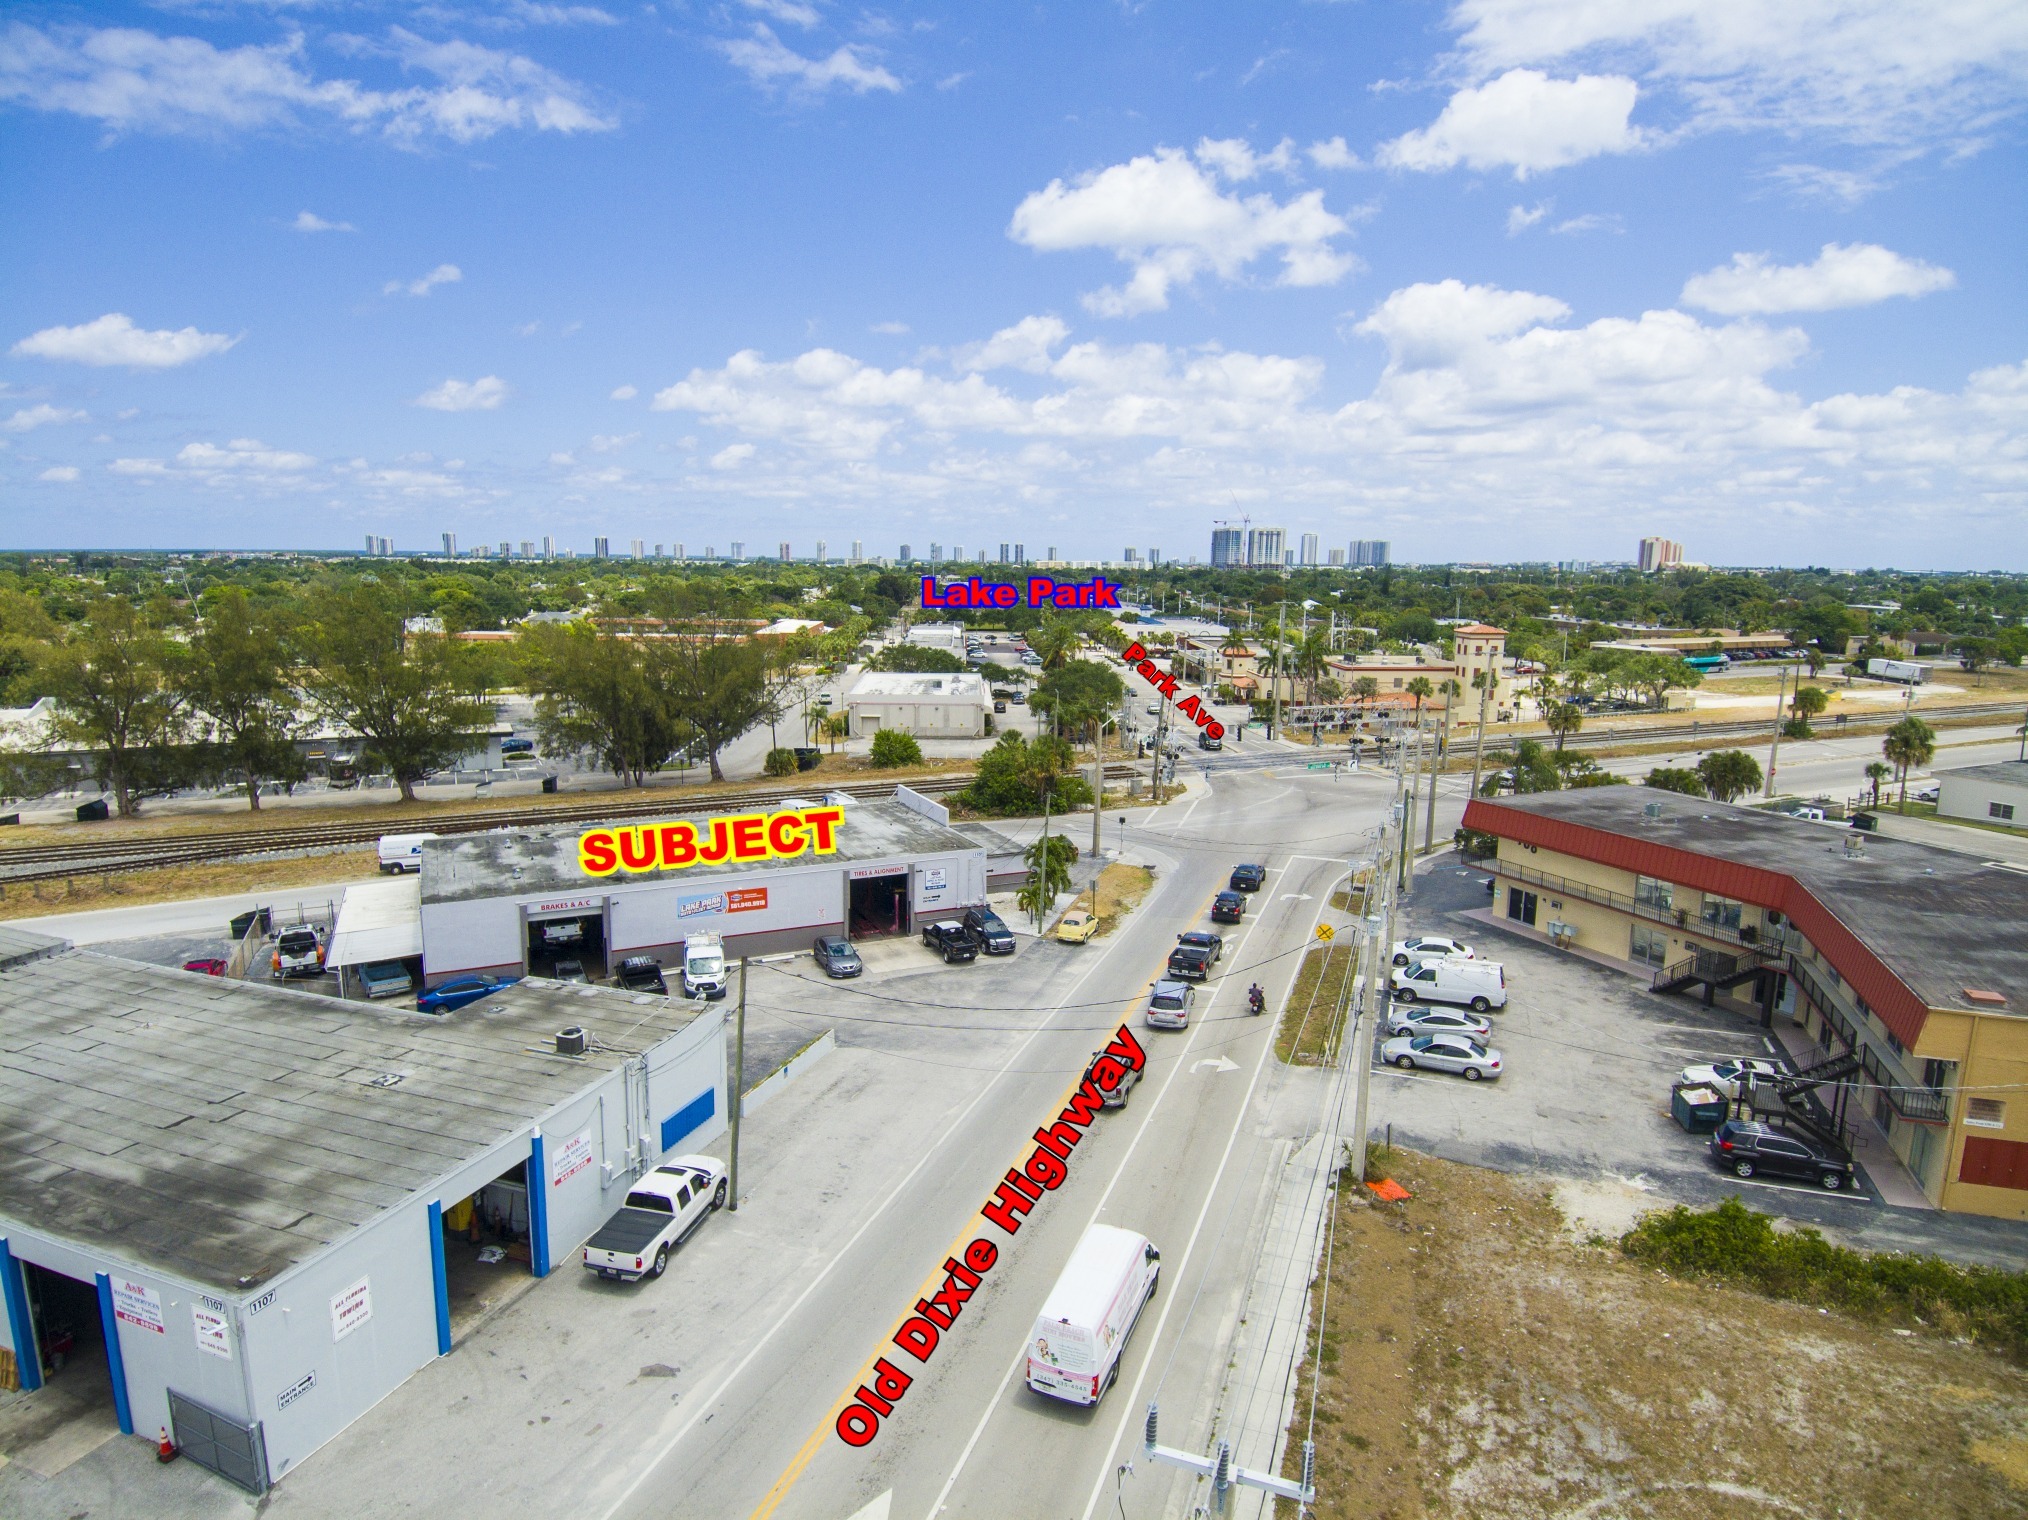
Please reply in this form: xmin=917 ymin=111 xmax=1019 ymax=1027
xmin=574 ymin=758 xmax=1438 ymax=1520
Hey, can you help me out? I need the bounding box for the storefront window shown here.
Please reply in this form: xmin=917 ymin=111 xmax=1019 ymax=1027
xmin=1699 ymin=895 xmax=1743 ymax=930
xmin=1630 ymin=923 xmax=1669 ymax=967
xmin=1634 ymin=876 xmax=1673 ymax=911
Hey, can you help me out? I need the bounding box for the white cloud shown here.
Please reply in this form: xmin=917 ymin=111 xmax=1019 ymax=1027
xmin=1443 ymin=0 xmax=2028 ymax=148
xmin=870 ymin=320 xmax=911 ymax=335
xmin=1551 ymin=212 xmax=1622 ymax=235
xmin=292 ymin=210 xmax=354 ymax=233
xmin=177 ymin=439 xmax=316 ymax=473
xmin=1008 ymin=146 xmax=1357 ymax=316
xmin=11 ymin=312 xmax=237 ymax=368
xmin=549 ymin=451 xmax=576 ymax=465
xmin=717 ymin=25 xmax=900 ymax=94
xmin=1379 ymin=69 xmax=1644 ymax=178
xmin=413 ymin=375 xmax=507 ymax=411
xmin=1682 ymin=242 xmax=1956 ymax=314
xmin=38 ymin=465 xmax=79 ymax=482
xmin=1194 ymin=136 xmax=1295 ymax=181
xmin=711 ymin=443 xmax=758 ymax=468
xmin=589 ymin=432 xmax=637 ymax=452
xmin=506 ymin=2 xmax=619 ymax=24
xmin=741 ymin=0 xmax=822 ymax=27
xmin=1307 ymin=136 xmax=1363 ymax=170
xmin=953 ymin=315 xmax=1069 ymax=373
xmin=109 ymin=456 xmax=166 ymax=475
xmin=5 ymin=404 xmax=87 ymax=432
xmin=0 ymin=24 xmax=613 ymax=145
xmin=610 ymin=383 xmax=638 ymax=400
xmin=385 ymin=263 xmax=462 ymax=297
xmin=1506 ymin=201 xmax=1550 ymax=234
xmin=1355 ymin=280 xmax=1572 ymax=369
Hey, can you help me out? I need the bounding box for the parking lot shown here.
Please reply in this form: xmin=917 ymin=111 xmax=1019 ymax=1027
xmin=1368 ymin=857 xmax=2028 ymax=1268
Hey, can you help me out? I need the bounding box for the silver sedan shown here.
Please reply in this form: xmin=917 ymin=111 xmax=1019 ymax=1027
xmin=1380 ymin=1034 xmax=1504 ymax=1081
xmin=1384 ymin=1006 xmax=1493 ymax=1042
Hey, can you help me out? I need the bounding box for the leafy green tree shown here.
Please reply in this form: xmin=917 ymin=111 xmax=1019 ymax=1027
xmin=866 ymin=645 xmax=965 ymax=673
xmin=1882 ymin=716 xmax=1936 ymax=811
xmin=298 ymin=583 xmax=492 ymax=803
xmin=959 ymin=731 xmax=1091 ymax=815
xmin=1351 ymin=676 xmax=1379 ymax=711
xmin=1032 ymin=659 xmax=1125 ymax=750
xmin=1789 ymin=685 xmax=1829 ymax=736
xmin=870 ymin=728 xmax=924 ymax=767
xmin=664 ymin=634 xmax=774 ymax=782
xmin=1544 ymin=701 xmax=1584 ymax=751
xmin=42 ymin=598 xmax=190 ymax=817
xmin=1696 ymin=748 xmax=1763 ymax=802
xmin=1026 ymin=615 xmax=1087 ymax=672
xmin=0 ymin=588 xmax=60 ymax=706
xmin=763 ymin=747 xmax=798 ymax=777
xmin=1626 ymin=653 xmax=1701 ymax=710
xmin=1645 ymin=767 xmax=1707 ymax=796
xmin=1017 ymin=830 xmax=1079 ymax=923
xmin=1954 ymin=636 xmax=1997 ymax=682
xmin=182 ymin=588 xmax=304 ymax=810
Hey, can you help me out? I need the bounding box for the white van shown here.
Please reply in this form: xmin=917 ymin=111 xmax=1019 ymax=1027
xmin=682 ymin=932 xmax=728 ymax=1000
xmin=378 ymin=832 xmax=440 ymax=874
xmin=1026 ymin=1223 xmax=1160 ymax=1406
xmin=1390 ymin=957 xmax=1507 ymax=1012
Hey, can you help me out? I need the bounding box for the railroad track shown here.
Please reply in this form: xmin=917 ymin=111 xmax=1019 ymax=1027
xmin=0 ymin=765 xmax=1145 ymax=886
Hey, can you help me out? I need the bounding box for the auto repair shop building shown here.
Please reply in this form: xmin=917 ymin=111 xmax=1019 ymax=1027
xmin=416 ymin=792 xmax=989 ymax=984
xmin=0 ymin=946 xmax=727 ymax=1493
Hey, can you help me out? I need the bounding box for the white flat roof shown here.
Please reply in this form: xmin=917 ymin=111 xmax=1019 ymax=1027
xmin=847 ymin=671 xmax=988 ymax=701
xmin=330 ymin=876 xmax=423 ymax=968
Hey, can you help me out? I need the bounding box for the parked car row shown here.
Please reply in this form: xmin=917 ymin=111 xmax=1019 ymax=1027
xmin=1382 ymin=928 xmax=1507 ymax=1080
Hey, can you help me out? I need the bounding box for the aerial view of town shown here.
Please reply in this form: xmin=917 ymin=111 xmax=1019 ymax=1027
xmin=1 ymin=3 xmax=2025 ymax=1517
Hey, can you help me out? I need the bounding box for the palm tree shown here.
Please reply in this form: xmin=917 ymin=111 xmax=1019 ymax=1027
xmin=1863 ymin=760 xmax=1891 ymax=804
xmin=1405 ymin=675 xmax=1434 ymax=718
xmin=1352 ymin=676 xmax=1380 ymax=714
xmin=1296 ymin=629 xmax=1332 ymax=705
xmin=1882 ymin=716 xmax=1936 ymax=812
xmin=1545 ymin=701 xmax=1584 ymax=751
xmin=1027 ymin=616 xmax=1084 ymax=672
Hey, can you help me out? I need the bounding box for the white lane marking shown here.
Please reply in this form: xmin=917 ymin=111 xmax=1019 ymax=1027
xmin=845 ymin=1491 xmax=892 ymax=1520
xmin=1721 ymin=1177 xmax=1871 ymax=1204
xmin=590 ymin=891 xmax=1153 ymax=1520
xmin=923 ymin=858 xmax=1336 ymax=1520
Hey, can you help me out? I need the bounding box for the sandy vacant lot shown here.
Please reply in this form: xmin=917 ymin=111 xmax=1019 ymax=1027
xmin=1283 ymin=1152 xmax=2028 ymax=1519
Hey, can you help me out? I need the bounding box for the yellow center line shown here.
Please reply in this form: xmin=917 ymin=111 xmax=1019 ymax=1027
xmin=746 ymin=889 xmax=1217 ymax=1520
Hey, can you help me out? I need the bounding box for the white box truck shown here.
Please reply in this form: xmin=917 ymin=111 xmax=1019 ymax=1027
xmin=378 ymin=832 xmax=440 ymax=873
xmin=1026 ymin=1223 xmax=1160 ymax=1406
xmin=682 ymin=932 xmax=728 ymax=1000
xmin=1864 ymin=658 xmax=1926 ymax=685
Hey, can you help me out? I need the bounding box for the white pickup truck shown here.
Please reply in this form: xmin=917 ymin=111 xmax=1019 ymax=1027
xmin=581 ymin=1155 xmax=728 ymax=1282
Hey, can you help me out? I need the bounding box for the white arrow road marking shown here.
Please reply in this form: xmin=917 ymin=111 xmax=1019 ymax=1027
xmin=843 ymin=1491 xmax=891 ymax=1520
xmin=1192 ymin=1055 xmax=1240 ymax=1073
xmin=1279 ymin=892 xmax=1312 ymax=900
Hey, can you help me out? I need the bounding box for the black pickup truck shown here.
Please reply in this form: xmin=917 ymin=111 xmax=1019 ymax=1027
xmin=921 ymin=921 xmax=980 ymax=964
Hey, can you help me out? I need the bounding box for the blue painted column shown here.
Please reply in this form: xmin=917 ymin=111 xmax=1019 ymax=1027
xmin=93 ymin=1273 xmax=134 ymax=1434
xmin=527 ymin=1134 xmax=550 ymax=1278
xmin=427 ymin=1203 xmax=452 ymax=1355
xmin=0 ymin=1238 xmax=41 ymax=1392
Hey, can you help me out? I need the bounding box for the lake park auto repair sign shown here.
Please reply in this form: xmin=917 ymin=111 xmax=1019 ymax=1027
xmin=578 ymin=806 xmax=844 ymax=878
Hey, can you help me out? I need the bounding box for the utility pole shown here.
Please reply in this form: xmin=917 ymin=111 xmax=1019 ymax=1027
xmin=1422 ymin=717 xmax=1442 ymax=853
xmin=1467 ymin=672 xmax=1492 ymax=801
xmin=1397 ymin=720 xmax=1420 ymax=894
xmin=1035 ymin=784 xmax=1053 ymax=933
xmin=1271 ymin=600 xmax=1287 ymax=741
xmin=1350 ymin=738 xmax=1407 ymax=1185
xmin=1090 ymin=755 xmax=1104 ymax=856
xmin=1149 ymin=692 xmax=1168 ymax=802
xmin=1764 ymin=666 xmax=1790 ymax=799
xmin=728 ymin=957 xmax=747 ymax=1212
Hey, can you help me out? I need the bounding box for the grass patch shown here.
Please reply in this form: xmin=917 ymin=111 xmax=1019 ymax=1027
xmin=1087 ymin=863 xmax=1154 ymax=935
xmin=0 ymin=848 xmax=381 ymax=918
xmin=1621 ymin=1197 xmax=2028 ymax=1362
xmin=1275 ymin=943 xmax=1358 ymax=1065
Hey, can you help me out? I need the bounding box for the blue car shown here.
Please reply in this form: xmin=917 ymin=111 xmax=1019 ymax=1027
xmin=416 ymin=974 xmax=518 ymax=1013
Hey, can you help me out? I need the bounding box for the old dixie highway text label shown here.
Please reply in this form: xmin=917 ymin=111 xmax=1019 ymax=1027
xmin=833 ymin=1024 xmax=1146 ymax=1448
xmin=578 ymin=806 xmax=845 ymax=878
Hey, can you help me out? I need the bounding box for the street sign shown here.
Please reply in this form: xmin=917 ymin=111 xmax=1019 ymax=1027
xmin=1314 ymin=924 xmax=1335 ymax=942
xmin=1305 ymin=761 xmax=1332 ymax=772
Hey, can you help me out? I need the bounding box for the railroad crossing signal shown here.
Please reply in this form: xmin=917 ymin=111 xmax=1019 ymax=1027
xmin=1314 ymin=924 xmax=1335 ymax=942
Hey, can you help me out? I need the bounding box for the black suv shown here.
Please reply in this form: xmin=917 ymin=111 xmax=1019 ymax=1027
xmin=1210 ymin=891 xmax=1247 ymax=924
xmin=962 ymin=905 xmax=1016 ymax=955
xmin=1229 ymin=864 xmax=1266 ymax=892
xmin=921 ymin=921 xmax=980 ymax=964
xmin=1709 ymin=1120 xmax=1855 ymax=1190
xmin=1167 ymin=941 xmax=1215 ymax=980
xmin=614 ymin=956 xmax=668 ymax=994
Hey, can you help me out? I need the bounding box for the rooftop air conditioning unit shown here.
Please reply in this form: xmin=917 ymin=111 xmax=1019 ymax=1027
xmin=1642 ymin=802 xmax=1663 ymax=821
xmin=556 ymin=1026 xmax=588 ymax=1056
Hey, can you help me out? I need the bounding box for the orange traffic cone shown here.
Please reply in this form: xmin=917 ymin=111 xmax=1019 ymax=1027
xmin=157 ymin=1425 xmax=178 ymax=1463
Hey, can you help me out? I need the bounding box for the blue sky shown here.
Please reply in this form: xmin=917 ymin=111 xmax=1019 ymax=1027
xmin=3 ymin=1 xmax=2025 ymax=568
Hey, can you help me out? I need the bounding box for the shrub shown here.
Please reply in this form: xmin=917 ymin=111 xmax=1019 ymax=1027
xmin=763 ymin=747 xmax=797 ymax=777
xmin=1621 ymin=1198 xmax=2028 ymax=1361
xmin=869 ymin=728 xmax=924 ymax=767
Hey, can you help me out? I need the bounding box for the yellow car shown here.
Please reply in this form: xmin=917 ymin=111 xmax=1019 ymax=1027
xmin=1054 ymin=909 xmax=1100 ymax=944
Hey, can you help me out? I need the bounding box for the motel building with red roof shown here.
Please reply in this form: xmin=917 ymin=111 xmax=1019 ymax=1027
xmin=1463 ymin=786 xmax=2028 ymax=1220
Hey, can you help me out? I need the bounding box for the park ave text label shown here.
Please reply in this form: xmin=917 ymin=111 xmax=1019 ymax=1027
xmin=1120 ymin=640 xmax=1226 ymax=741
xmin=834 ymin=1024 xmax=1147 ymax=1448
xmin=919 ymin=575 xmax=1120 ymax=609
xmin=578 ymin=806 xmax=844 ymax=877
